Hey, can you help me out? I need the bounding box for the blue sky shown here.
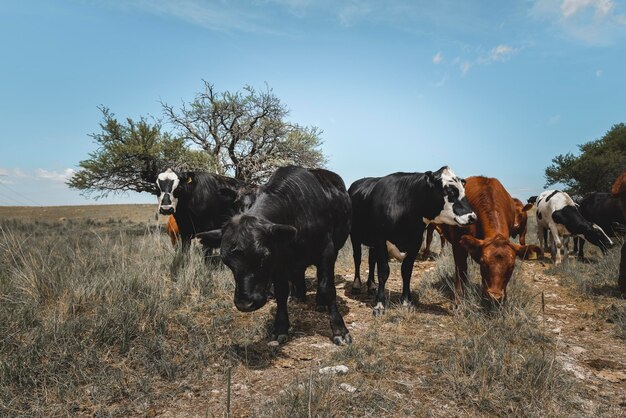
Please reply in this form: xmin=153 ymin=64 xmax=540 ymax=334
xmin=1 ymin=0 xmax=625 ymax=206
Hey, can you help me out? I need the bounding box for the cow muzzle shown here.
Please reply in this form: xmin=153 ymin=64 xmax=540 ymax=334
xmin=234 ymin=293 xmax=267 ymax=312
xmin=159 ymin=205 xmax=175 ymax=215
xmin=455 ymin=212 xmax=477 ymax=226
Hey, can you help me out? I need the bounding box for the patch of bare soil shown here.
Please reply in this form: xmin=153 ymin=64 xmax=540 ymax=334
xmin=529 ymin=263 xmax=626 ymax=409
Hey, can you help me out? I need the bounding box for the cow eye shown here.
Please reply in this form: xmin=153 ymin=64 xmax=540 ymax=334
xmin=461 ymin=178 xmax=466 ymax=186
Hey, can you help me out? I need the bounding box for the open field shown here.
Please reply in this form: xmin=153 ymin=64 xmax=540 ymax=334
xmin=0 ymin=205 xmax=625 ymax=416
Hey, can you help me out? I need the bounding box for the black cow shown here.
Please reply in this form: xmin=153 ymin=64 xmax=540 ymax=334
xmin=349 ymin=177 xmax=381 ymax=295
xmin=154 ymin=168 xmax=244 ymax=259
xmin=575 ymin=192 xmax=625 ymax=258
xmin=198 ymin=166 xmax=353 ymax=345
xmin=350 ymin=166 xmax=476 ymax=315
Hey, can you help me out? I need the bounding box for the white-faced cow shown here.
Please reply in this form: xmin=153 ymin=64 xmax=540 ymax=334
xmin=535 ymin=190 xmax=613 ymax=265
xmin=154 ymin=168 xmax=245 ymax=260
xmin=350 ymin=166 xmax=476 ymax=315
xmin=197 ymin=166 xmax=353 ymax=345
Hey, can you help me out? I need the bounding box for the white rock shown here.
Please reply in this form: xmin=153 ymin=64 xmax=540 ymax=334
xmin=319 ymin=365 xmax=349 ymax=375
xmin=340 ymin=383 xmax=357 ymax=393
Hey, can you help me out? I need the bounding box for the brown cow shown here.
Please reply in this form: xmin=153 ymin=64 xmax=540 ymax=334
xmin=440 ymin=176 xmax=542 ymax=302
xmin=166 ymin=215 xmax=181 ymax=246
xmin=511 ymin=198 xmax=533 ymax=245
xmin=611 ymin=172 xmax=626 ymax=294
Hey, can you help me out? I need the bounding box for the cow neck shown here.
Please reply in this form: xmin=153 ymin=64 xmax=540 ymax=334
xmin=466 ymin=182 xmax=512 ymax=239
xmin=245 ymin=192 xmax=294 ymax=226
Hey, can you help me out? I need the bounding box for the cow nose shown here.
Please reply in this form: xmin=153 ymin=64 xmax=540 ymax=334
xmin=159 ymin=205 xmax=174 ymax=215
xmin=467 ymin=213 xmax=477 ymax=224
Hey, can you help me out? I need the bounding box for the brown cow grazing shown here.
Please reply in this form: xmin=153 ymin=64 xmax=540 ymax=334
xmin=440 ymin=177 xmax=543 ymax=302
xmin=511 ymin=198 xmax=533 ymax=245
xmin=611 ymin=172 xmax=626 ymax=294
xmin=166 ymin=215 xmax=181 ymax=246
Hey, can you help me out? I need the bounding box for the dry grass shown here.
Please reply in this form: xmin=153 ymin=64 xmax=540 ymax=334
xmin=0 ymin=218 xmax=268 ymax=416
xmin=1 ymin=206 xmax=622 ymax=416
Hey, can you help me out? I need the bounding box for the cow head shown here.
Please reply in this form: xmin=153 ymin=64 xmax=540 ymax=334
xmin=424 ymin=166 xmax=476 ymax=226
xmin=234 ymin=185 xmax=260 ymax=212
xmin=583 ymin=224 xmax=614 ymax=254
xmin=460 ymin=234 xmax=542 ymax=302
xmin=156 ymin=169 xmax=181 ymax=215
xmin=512 ymin=199 xmax=533 ymax=234
xmin=197 ymin=215 xmax=296 ymax=312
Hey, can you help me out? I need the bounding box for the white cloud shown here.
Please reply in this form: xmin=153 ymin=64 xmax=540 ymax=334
xmin=36 ymin=168 xmax=75 ymax=182
xmin=489 ymin=44 xmax=517 ymax=62
xmin=432 ymin=51 xmax=443 ymax=64
xmin=561 ymin=0 xmax=613 ymax=19
xmin=531 ymin=0 xmax=625 ymax=45
xmin=460 ymin=61 xmax=472 ymax=75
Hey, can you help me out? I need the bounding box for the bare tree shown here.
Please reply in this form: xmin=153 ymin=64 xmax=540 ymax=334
xmin=162 ymin=81 xmax=326 ymax=183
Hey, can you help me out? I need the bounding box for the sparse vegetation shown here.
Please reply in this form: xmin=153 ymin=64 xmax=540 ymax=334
xmin=1 ymin=208 xmax=624 ymax=416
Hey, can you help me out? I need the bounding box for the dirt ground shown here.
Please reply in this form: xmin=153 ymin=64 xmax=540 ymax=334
xmin=155 ymin=258 xmax=626 ymax=416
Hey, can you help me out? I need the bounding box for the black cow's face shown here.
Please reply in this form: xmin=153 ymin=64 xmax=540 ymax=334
xmin=156 ymin=169 xmax=181 ymax=215
xmin=219 ymin=215 xmax=296 ymax=312
xmin=426 ymin=167 xmax=476 ymax=226
xmin=584 ymin=224 xmax=614 ymax=253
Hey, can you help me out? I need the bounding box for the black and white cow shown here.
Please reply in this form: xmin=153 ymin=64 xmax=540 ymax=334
xmin=197 ymin=166 xmax=353 ymax=345
xmin=574 ymin=192 xmax=625 ymax=259
xmin=350 ymin=166 xmax=476 ymax=315
xmin=535 ymin=190 xmax=613 ymax=265
xmin=155 ymin=168 xmax=245 ymax=259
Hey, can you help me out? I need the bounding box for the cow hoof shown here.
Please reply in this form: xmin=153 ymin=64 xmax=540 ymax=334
xmin=332 ymin=333 xmax=353 ymax=345
xmin=269 ymin=334 xmax=288 ymax=346
xmin=291 ymin=296 xmax=307 ymax=304
xmin=315 ymin=304 xmax=327 ymax=312
xmin=401 ymin=300 xmax=415 ymax=311
xmin=367 ymin=287 xmax=377 ymax=296
xmin=372 ymin=302 xmax=385 ymax=316
xmin=351 ymin=286 xmax=362 ymax=295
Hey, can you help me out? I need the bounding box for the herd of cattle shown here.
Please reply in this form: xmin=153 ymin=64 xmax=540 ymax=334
xmin=150 ymin=166 xmax=626 ymax=345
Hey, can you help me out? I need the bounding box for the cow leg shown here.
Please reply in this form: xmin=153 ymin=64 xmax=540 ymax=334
xmin=519 ymin=229 xmax=526 ymax=246
xmin=271 ymin=279 xmax=290 ymax=344
xmin=400 ymin=247 xmax=419 ymax=308
xmin=548 ymin=224 xmax=563 ymax=265
xmin=351 ymin=237 xmax=363 ymax=294
xmin=367 ymin=247 xmax=377 ymax=294
xmin=577 ymin=238 xmax=586 ymax=260
xmin=562 ymin=236 xmax=570 ymax=264
xmin=316 ymin=241 xmax=351 ymax=345
xmin=290 ymin=267 xmax=307 ymax=303
xmin=373 ymin=241 xmax=391 ymax=316
xmin=619 ymin=243 xmax=626 ymax=294
xmin=451 ymin=242 xmax=469 ymax=304
xmin=422 ymin=224 xmax=435 ymax=259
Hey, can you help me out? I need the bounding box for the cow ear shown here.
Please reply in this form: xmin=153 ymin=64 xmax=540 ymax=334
xmin=218 ymin=188 xmax=238 ymax=202
xmin=195 ymin=229 xmax=223 ymax=247
xmin=512 ymin=243 xmax=543 ymax=260
xmin=177 ymin=172 xmax=190 ymax=184
xmin=522 ymin=203 xmax=533 ymax=212
xmin=268 ymin=224 xmax=297 ymax=243
xmin=425 ymin=171 xmax=434 ymax=186
xmin=459 ymin=235 xmax=483 ymax=260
